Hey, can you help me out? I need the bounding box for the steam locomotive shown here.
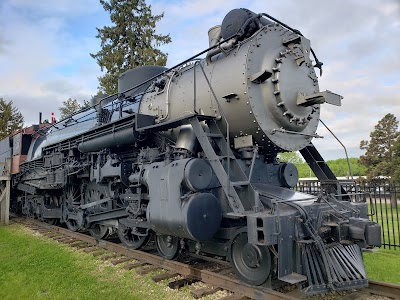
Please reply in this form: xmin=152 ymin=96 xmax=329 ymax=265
xmin=0 ymin=8 xmax=381 ymax=294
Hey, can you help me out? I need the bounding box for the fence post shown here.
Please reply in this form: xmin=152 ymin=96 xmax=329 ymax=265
xmin=0 ymin=159 xmax=11 ymax=225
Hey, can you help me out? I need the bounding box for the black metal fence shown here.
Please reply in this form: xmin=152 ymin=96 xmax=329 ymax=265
xmin=296 ymin=179 xmax=400 ymax=250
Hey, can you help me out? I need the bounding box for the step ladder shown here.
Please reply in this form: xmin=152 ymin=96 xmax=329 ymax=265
xmin=189 ymin=117 xmax=259 ymax=215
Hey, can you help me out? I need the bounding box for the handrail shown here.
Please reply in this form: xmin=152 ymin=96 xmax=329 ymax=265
xmin=196 ymin=62 xmax=232 ymax=196
xmin=320 ymin=119 xmax=353 ymax=180
xmin=319 ymin=119 xmax=359 ymax=202
xmin=193 ymin=61 xmax=199 ymax=113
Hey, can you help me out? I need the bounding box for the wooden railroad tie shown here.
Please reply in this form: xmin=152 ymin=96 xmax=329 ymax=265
xmin=136 ymin=265 xmax=161 ymax=276
xmin=168 ymin=277 xmax=199 ymax=289
xmin=124 ymin=262 xmax=147 ymax=270
xmin=191 ymin=287 xmax=222 ymax=299
xmin=219 ymin=294 xmax=248 ymax=300
xmin=74 ymin=243 xmax=91 ymax=250
xmin=81 ymin=246 xmax=99 ymax=253
xmin=110 ymin=257 xmax=132 ymax=266
xmin=151 ymin=272 xmax=178 ymax=283
xmin=92 ymin=250 xmax=107 ymax=257
xmin=101 ymin=254 xmax=120 ymax=261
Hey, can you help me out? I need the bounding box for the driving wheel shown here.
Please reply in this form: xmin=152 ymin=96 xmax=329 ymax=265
xmin=229 ymin=231 xmax=273 ymax=285
xmin=155 ymin=234 xmax=179 ymax=260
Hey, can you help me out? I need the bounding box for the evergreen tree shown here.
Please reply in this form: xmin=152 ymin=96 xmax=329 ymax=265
xmin=91 ymin=0 xmax=171 ymax=95
xmin=0 ymin=98 xmax=24 ymax=139
xmin=59 ymin=98 xmax=84 ymax=119
xmin=392 ymin=138 xmax=400 ymax=183
xmin=82 ymin=99 xmax=91 ymax=109
xmin=359 ymin=113 xmax=399 ymax=179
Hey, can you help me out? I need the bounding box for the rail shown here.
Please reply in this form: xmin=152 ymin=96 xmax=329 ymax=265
xmin=14 ymin=217 xmax=400 ymax=300
xmin=16 ymin=217 xmax=295 ymax=300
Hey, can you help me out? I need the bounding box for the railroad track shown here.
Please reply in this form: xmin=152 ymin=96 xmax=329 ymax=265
xmin=11 ymin=216 xmax=400 ymax=300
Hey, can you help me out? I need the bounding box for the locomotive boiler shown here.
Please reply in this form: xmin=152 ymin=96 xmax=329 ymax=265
xmin=1 ymin=8 xmax=381 ymax=295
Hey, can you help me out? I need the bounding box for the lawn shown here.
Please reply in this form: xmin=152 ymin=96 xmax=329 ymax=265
xmin=0 ymin=224 xmax=398 ymax=300
xmin=363 ymin=248 xmax=400 ymax=284
xmin=0 ymin=224 xmax=199 ymax=300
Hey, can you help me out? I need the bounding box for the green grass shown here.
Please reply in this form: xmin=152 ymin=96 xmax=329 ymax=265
xmin=363 ymin=248 xmax=400 ymax=284
xmin=0 ymin=224 xmax=200 ymax=300
xmin=1 ymin=224 xmax=398 ymax=300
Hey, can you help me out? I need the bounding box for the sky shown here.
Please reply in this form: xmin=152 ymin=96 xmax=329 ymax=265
xmin=0 ymin=0 xmax=399 ymax=160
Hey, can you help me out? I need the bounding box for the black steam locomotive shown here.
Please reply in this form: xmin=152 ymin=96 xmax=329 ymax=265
xmin=0 ymin=8 xmax=380 ymax=294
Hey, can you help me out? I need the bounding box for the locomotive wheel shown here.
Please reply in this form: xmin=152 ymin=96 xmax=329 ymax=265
xmin=89 ymin=223 xmax=110 ymax=240
xmin=63 ymin=184 xmax=81 ymax=232
xmin=155 ymin=234 xmax=179 ymax=260
xmin=118 ymin=220 xmax=150 ymax=250
xmin=85 ymin=182 xmax=111 ymax=213
xmin=230 ymin=232 xmax=273 ymax=286
xmin=66 ymin=219 xmax=80 ymax=232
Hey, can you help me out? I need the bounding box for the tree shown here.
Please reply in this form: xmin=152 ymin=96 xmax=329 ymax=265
xmin=91 ymin=0 xmax=171 ymax=95
xmin=59 ymin=98 xmax=85 ymax=119
xmin=278 ymin=151 xmax=304 ymax=164
xmin=0 ymin=98 xmax=24 ymax=139
xmin=297 ymin=163 xmax=315 ymax=178
xmin=326 ymin=158 xmax=366 ymax=177
xmin=82 ymin=99 xmax=91 ymax=109
xmin=359 ymin=113 xmax=399 ymax=179
xmin=392 ymin=138 xmax=400 ymax=183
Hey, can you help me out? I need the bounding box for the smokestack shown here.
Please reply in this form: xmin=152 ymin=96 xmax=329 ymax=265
xmin=39 ymin=112 xmax=42 ymax=124
xmin=51 ymin=112 xmax=55 ymax=123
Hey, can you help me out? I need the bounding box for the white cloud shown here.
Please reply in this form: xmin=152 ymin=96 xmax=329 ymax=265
xmin=7 ymin=0 xmax=101 ymax=16
xmin=0 ymin=1 xmax=101 ymax=125
xmin=0 ymin=0 xmax=399 ymax=161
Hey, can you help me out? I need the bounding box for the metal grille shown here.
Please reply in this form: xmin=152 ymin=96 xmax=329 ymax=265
xmin=296 ymin=179 xmax=400 ymax=250
xmin=300 ymin=243 xmax=367 ymax=294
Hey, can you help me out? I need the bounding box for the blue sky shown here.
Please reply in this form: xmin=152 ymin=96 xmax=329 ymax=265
xmin=0 ymin=0 xmax=399 ymax=160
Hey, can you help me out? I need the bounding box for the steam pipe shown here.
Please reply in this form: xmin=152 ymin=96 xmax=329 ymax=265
xmin=157 ymin=71 xmax=176 ymax=122
xmin=77 ymin=127 xmax=138 ymax=153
